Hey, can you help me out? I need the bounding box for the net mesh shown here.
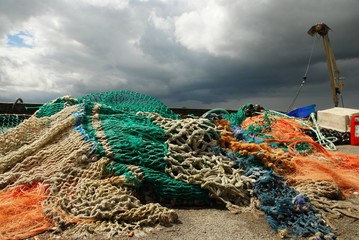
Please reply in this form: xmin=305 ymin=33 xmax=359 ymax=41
xmin=0 ymin=91 xmax=358 ymax=239
xmin=0 ymin=114 xmax=29 ymax=134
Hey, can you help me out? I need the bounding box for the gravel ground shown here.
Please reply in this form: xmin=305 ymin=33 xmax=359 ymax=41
xmin=138 ymin=207 xmax=359 ymax=240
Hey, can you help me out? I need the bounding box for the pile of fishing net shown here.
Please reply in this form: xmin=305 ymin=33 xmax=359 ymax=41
xmin=0 ymin=91 xmax=358 ymax=240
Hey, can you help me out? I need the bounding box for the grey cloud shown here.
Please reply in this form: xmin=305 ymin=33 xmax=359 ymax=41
xmin=0 ymin=0 xmax=358 ymax=112
xmin=0 ymin=0 xmax=49 ymax=35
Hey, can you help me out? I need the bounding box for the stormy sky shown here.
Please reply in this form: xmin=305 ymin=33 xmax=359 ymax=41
xmin=0 ymin=0 xmax=358 ymax=111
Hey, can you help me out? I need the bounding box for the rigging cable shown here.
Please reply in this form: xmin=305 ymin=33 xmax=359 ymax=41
xmin=286 ymin=36 xmax=318 ymax=113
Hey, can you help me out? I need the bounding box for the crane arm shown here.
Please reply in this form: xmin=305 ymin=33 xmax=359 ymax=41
xmin=307 ymin=23 xmax=341 ymax=107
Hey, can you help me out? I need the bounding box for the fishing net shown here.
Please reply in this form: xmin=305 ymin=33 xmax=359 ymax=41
xmin=139 ymin=112 xmax=255 ymax=212
xmin=230 ymin=113 xmax=359 ymax=195
xmin=216 ymin=108 xmax=359 ymax=238
xmin=0 ymin=182 xmax=52 ymax=240
xmin=0 ymin=91 xmax=358 ymax=239
xmin=0 ymin=92 xmax=180 ymax=239
xmin=0 ymin=114 xmax=29 ymax=134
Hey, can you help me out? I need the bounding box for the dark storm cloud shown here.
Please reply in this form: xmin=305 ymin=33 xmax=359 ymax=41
xmin=0 ymin=0 xmax=358 ymax=111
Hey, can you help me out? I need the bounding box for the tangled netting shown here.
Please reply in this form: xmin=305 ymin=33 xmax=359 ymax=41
xmin=0 ymin=91 xmax=358 ymax=240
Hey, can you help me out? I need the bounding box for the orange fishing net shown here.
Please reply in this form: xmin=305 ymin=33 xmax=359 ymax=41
xmin=288 ymin=154 xmax=359 ymax=197
xmin=216 ymin=119 xmax=295 ymax=175
xmin=216 ymin=115 xmax=359 ymax=197
xmin=241 ymin=114 xmax=325 ymax=152
xmin=0 ymin=182 xmax=53 ymax=240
